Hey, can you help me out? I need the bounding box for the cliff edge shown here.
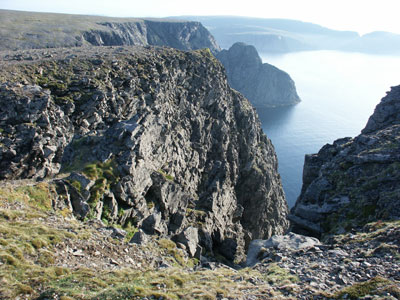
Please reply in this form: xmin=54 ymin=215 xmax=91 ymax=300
xmin=216 ymin=42 xmax=301 ymax=108
xmin=0 ymin=9 xmax=220 ymax=54
xmin=0 ymin=46 xmax=288 ymax=263
xmin=290 ymin=86 xmax=400 ymax=237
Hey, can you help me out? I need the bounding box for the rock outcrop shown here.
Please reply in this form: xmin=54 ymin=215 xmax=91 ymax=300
xmin=0 ymin=10 xmax=302 ymax=109
xmin=0 ymin=46 xmax=288 ymax=262
xmin=0 ymin=9 xmax=220 ymax=54
xmin=246 ymin=232 xmax=320 ymax=267
xmin=290 ymin=86 xmax=400 ymax=237
xmin=216 ymin=42 xmax=301 ymax=108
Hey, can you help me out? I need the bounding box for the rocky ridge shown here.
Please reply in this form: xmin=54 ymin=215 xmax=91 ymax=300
xmin=0 ymin=46 xmax=288 ymax=263
xmin=290 ymin=85 xmax=400 ymax=237
xmin=0 ymin=9 xmax=220 ymax=54
xmin=216 ymin=43 xmax=301 ymax=108
xmin=0 ymin=10 xmax=301 ymax=108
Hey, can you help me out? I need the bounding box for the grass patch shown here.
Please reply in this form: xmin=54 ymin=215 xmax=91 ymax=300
xmin=0 ymin=182 xmax=53 ymax=211
xmin=333 ymin=276 xmax=400 ymax=299
xmin=0 ymin=208 xmax=79 ymax=299
xmin=263 ymin=263 xmax=299 ymax=285
xmin=158 ymin=169 xmax=174 ymax=181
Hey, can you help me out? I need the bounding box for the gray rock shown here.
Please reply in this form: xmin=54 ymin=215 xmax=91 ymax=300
xmin=141 ymin=212 xmax=167 ymax=235
xmin=55 ymin=180 xmax=89 ymax=220
xmin=173 ymin=226 xmax=199 ymax=258
xmin=98 ymin=226 xmax=127 ymax=239
xmin=0 ymin=46 xmax=289 ymax=262
xmin=246 ymin=232 xmax=320 ymax=266
xmin=216 ymin=42 xmax=301 ymax=108
xmin=130 ymin=229 xmax=149 ymax=245
xmin=291 ymin=85 xmax=400 ymax=237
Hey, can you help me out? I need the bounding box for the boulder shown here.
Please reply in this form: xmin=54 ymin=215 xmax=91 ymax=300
xmin=130 ymin=229 xmax=149 ymax=245
xmin=246 ymin=232 xmax=320 ymax=266
xmin=173 ymin=226 xmax=200 ymax=258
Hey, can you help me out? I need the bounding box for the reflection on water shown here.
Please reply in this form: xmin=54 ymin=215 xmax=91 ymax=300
xmin=258 ymin=50 xmax=400 ymax=208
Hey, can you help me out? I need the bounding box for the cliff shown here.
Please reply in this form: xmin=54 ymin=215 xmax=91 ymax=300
xmin=216 ymin=43 xmax=301 ymax=108
xmin=0 ymin=10 xmax=220 ymax=53
xmin=290 ymin=86 xmax=400 ymax=237
xmin=0 ymin=10 xmax=303 ymax=108
xmin=0 ymin=46 xmax=288 ymax=263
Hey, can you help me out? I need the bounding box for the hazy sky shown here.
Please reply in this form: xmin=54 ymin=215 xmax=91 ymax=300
xmin=1 ymin=0 xmax=400 ymax=35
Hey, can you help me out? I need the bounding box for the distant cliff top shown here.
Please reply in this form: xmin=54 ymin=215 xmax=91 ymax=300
xmin=217 ymin=42 xmax=301 ymax=107
xmin=0 ymin=9 xmax=220 ymax=53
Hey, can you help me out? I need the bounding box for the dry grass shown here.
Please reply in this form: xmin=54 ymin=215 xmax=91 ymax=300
xmin=0 ymin=182 xmax=277 ymax=300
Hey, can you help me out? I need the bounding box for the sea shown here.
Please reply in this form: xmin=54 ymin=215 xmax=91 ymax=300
xmin=257 ymin=50 xmax=400 ymax=208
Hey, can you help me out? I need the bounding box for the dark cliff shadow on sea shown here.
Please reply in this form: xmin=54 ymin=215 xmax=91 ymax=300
xmin=256 ymin=105 xmax=297 ymax=132
xmin=256 ymin=105 xmax=300 ymax=208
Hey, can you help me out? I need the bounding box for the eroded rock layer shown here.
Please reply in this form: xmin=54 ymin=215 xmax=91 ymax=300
xmin=0 ymin=46 xmax=288 ymax=262
xmin=291 ymin=86 xmax=400 ymax=237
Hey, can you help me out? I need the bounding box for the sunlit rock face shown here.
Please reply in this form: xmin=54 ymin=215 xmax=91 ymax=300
xmin=216 ymin=42 xmax=301 ymax=108
xmin=291 ymin=85 xmax=400 ymax=237
xmin=0 ymin=46 xmax=288 ymax=262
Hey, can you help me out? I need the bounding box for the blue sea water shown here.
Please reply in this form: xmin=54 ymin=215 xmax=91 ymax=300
xmin=258 ymin=50 xmax=400 ymax=208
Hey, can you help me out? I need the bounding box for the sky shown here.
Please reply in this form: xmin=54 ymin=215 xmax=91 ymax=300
xmin=1 ymin=0 xmax=400 ymax=35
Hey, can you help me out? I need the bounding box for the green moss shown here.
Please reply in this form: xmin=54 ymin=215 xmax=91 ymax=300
xmin=146 ymin=200 xmax=155 ymax=209
xmin=334 ymin=276 xmax=400 ymax=299
xmin=0 ymin=182 xmax=53 ymax=212
xmin=55 ymin=96 xmax=74 ymax=105
xmin=157 ymin=169 xmax=174 ymax=181
xmin=263 ymin=263 xmax=299 ymax=285
xmin=69 ymin=180 xmax=82 ymax=193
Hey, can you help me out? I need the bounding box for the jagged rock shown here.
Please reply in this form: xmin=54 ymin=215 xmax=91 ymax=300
xmin=66 ymin=172 xmax=95 ymax=201
xmin=246 ymin=232 xmax=320 ymax=266
xmin=0 ymin=46 xmax=288 ymax=262
xmin=130 ymin=229 xmax=149 ymax=245
xmin=54 ymin=180 xmax=89 ymax=220
xmin=0 ymin=83 xmax=72 ymax=180
xmin=173 ymin=226 xmax=200 ymax=258
xmin=291 ymin=85 xmax=400 ymax=237
xmin=98 ymin=226 xmax=127 ymax=239
xmin=141 ymin=212 xmax=167 ymax=235
xmin=216 ymin=42 xmax=301 ymax=107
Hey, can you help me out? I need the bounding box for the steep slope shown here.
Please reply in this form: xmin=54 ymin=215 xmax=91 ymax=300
xmin=0 ymin=9 xmax=220 ymax=53
xmin=0 ymin=46 xmax=288 ymax=262
xmin=290 ymin=86 xmax=400 ymax=237
xmin=216 ymin=42 xmax=301 ymax=107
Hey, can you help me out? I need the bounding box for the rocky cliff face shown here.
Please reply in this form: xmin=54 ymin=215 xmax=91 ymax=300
xmin=83 ymin=20 xmax=220 ymax=54
xmin=0 ymin=10 xmax=220 ymax=54
xmin=0 ymin=46 xmax=288 ymax=262
xmin=290 ymin=86 xmax=400 ymax=237
xmin=216 ymin=43 xmax=301 ymax=108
